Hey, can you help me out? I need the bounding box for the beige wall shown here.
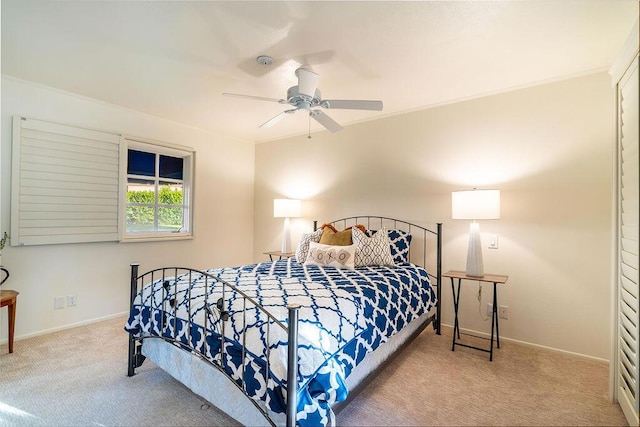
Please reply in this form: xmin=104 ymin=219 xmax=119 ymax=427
xmin=0 ymin=72 xmax=613 ymax=360
xmin=0 ymin=77 xmax=255 ymax=341
xmin=254 ymin=72 xmax=613 ymax=360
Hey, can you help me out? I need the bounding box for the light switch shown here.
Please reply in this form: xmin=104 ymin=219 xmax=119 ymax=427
xmin=488 ymin=234 xmax=498 ymax=249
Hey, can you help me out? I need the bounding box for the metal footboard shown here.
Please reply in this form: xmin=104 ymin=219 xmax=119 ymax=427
xmin=127 ymin=264 xmax=300 ymax=427
xmin=127 ymin=217 xmax=442 ymax=427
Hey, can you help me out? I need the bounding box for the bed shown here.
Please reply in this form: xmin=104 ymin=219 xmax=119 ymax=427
xmin=125 ymin=216 xmax=442 ymax=426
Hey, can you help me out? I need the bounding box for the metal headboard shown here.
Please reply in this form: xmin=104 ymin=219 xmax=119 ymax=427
xmin=314 ymin=216 xmax=442 ymax=335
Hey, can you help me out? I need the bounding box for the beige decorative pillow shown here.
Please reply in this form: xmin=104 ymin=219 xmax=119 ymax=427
xmin=318 ymin=224 xmax=367 ymax=246
xmin=304 ymin=242 xmax=356 ymax=270
xmin=319 ymin=227 xmax=353 ymax=246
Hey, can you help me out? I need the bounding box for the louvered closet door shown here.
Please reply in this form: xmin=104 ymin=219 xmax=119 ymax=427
xmin=618 ymin=56 xmax=640 ymax=425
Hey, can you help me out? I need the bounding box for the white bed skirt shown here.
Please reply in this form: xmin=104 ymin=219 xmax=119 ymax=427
xmin=141 ymin=310 xmax=433 ymax=426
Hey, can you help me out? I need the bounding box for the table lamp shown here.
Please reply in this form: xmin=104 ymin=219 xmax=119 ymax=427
xmin=452 ymin=189 xmax=500 ymax=277
xmin=273 ymin=198 xmax=301 ymax=253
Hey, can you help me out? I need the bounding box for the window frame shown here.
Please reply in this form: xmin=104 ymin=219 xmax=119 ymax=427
xmin=119 ymin=136 xmax=195 ymax=242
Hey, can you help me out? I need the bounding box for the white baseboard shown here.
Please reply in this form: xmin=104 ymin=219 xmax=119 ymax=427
xmin=440 ymin=323 xmax=609 ymax=364
xmin=4 ymin=317 xmax=609 ymax=365
xmin=1 ymin=311 xmax=129 ymax=345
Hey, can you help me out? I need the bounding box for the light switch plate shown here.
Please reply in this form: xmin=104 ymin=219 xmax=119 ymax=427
xmin=488 ymin=234 xmax=498 ymax=249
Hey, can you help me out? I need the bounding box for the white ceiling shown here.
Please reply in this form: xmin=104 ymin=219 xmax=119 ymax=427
xmin=2 ymin=1 xmax=638 ymax=143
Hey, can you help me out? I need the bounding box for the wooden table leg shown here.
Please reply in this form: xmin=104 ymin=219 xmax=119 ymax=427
xmin=1 ymin=290 xmax=19 ymax=354
xmin=8 ymin=299 xmax=16 ymax=353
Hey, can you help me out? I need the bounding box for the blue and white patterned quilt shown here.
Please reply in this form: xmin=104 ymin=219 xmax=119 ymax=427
xmin=125 ymin=258 xmax=436 ymax=426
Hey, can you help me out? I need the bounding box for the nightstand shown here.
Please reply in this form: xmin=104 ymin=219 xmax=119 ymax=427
xmin=263 ymin=251 xmax=295 ymax=261
xmin=443 ymin=270 xmax=509 ymax=361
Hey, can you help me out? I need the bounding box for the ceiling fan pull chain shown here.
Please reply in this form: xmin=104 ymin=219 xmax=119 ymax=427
xmin=308 ymin=114 xmax=312 ymax=139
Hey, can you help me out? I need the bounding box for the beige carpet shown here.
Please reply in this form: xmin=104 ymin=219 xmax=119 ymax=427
xmin=336 ymin=329 xmax=626 ymax=426
xmin=0 ymin=316 xmax=627 ymax=426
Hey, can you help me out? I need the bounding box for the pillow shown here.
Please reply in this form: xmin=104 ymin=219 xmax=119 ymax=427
xmin=352 ymin=226 xmax=394 ymax=267
xmin=367 ymin=229 xmax=413 ymax=264
xmin=388 ymin=229 xmax=412 ymax=263
xmin=319 ymin=224 xmax=367 ymax=246
xmin=304 ymin=241 xmax=355 ymax=270
xmin=295 ymin=228 xmax=323 ymax=263
xmin=319 ymin=227 xmax=353 ymax=246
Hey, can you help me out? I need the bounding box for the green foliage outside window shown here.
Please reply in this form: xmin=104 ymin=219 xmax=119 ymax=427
xmin=127 ymin=187 xmax=183 ymax=230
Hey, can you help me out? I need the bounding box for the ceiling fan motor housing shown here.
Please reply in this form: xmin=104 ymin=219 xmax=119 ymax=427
xmin=286 ymin=86 xmax=321 ymax=108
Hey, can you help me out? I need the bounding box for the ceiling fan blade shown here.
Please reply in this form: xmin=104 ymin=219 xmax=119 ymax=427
xmin=295 ymin=67 xmax=320 ymax=98
xmin=259 ymin=110 xmax=295 ymax=129
xmin=310 ymin=110 xmax=343 ymax=133
xmin=321 ymin=99 xmax=383 ymax=111
xmin=222 ymin=92 xmax=284 ymax=104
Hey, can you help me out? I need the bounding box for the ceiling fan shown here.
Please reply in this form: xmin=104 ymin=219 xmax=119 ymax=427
xmin=223 ymin=65 xmax=383 ymax=133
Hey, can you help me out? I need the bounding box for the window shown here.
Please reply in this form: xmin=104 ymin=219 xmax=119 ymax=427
xmin=11 ymin=118 xmax=195 ymax=245
xmin=122 ymin=137 xmax=194 ymax=241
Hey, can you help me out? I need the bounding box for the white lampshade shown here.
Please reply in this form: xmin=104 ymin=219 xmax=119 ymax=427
xmin=452 ymin=190 xmax=500 ymax=220
xmin=273 ymin=199 xmax=301 ymax=218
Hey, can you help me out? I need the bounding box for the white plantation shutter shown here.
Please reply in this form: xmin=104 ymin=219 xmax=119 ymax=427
xmin=11 ymin=117 xmax=120 ymax=245
xmin=617 ymin=56 xmax=640 ymax=425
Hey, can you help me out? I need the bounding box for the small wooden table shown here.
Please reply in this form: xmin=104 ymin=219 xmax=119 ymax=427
xmin=1 ymin=290 xmax=19 ymax=353
xmin=263 ymin=251 xmax=295 ymax=261
xmin=443 ymin=270 xmax=508 ymax=361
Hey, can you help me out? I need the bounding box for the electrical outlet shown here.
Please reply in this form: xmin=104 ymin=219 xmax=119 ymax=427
xmin=499 ymin=305 xmax=509 ymax=319
xmin=67 ymin=294 xmax=77 ymax=307
xmin=486 ymin=303 xmax=493 ymax=316
xmin=54 ymin=296 xmax=65 ymax=309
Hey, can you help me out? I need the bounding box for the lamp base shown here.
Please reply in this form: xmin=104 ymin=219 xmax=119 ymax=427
xmin=466 ymin=221 xmax=484 ymax=277
xmin=281 ymin=217 xmax=292 ymax=253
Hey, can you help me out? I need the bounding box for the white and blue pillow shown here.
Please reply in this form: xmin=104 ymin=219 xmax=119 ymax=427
xmin=366 ymin=229 xmax=412 ymax=264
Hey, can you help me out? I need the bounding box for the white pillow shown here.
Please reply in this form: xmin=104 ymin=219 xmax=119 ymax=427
xmin=295 ymin=228 xmax=323 ymax=263
xmin=304 ymin=241 xmax=356 ymax=270
xmin=352 ymin=226 xmax=394 ymax=267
